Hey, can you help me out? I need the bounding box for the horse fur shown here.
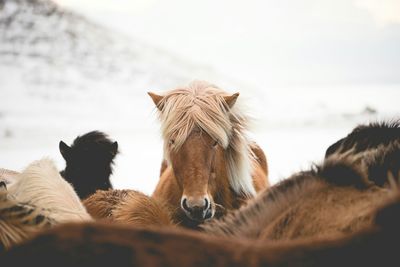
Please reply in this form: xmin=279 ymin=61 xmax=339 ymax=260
xmin=59 ymin=131 xmax=118 ymax=199
xmin=202 ymin=121 xmax=399 ymax=240
xmin=1 ymin=190 xmax=400 ymax=267
xmin=83 ymin=189 xmax=174 ymax=228
xmin=8 ymin=158 xmax=91 ymax=223
xmin=1 ymin=158 xmax=90 ymax=250
xmin=326 ymin=121 xmax=400 ymax=187
xmin=0 ymin=182 xmax=54 ymax=251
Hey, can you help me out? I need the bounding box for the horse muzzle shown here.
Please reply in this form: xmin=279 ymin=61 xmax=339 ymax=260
xmin=181 ymin=196 xmax=214 ymax=222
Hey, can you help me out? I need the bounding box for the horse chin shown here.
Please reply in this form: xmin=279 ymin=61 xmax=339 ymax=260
xmin=183 ymin=208 xmax=215 ymax=223
xmin=204 ymin=208 xmax=214 ymax=221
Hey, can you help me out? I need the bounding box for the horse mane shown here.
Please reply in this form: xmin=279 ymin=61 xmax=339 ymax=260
xmin=325 ymin=120 xmax=400 ymax=187
xmin=326 ymin=120 xmax=400 ymax=157
xmin=0 ymin=169 xmax=18 ymax=185
xmin=8 ymin=158 xmax=91 ymax=223
xmin=157 ymin=80 xmax=256 ymax=197
xmin=202 ymin=121 xmax=400 ymax=238
xmin=60 ymin=130 xmax=118 ymax=199
xmin=201 ymin=152 xmax=384 ymax=238
xmin=0 ymin=184 xmax=55 ymax=250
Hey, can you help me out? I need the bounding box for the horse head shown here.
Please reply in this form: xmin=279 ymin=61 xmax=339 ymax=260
xmin=149 ymin=86 xmax=239 ymax=222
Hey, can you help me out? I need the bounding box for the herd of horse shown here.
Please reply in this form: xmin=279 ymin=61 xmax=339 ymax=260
xmin=0 ymin=80 xmax=399 ymax=266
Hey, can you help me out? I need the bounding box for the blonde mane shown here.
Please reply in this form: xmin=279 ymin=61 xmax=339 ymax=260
xmin=157 ymin=81 xmax=256 ymax=196
xmin=8 ymin=158 xmax=91 ymax=223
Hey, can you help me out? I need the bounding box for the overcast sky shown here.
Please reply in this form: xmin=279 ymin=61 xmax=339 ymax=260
xmin=56 ymin=0 xmax=400 ymax=87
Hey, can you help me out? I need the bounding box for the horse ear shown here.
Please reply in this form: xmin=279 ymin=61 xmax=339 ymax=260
xmin=59 ymin=141 xmax=71 ymax=160
xmin=148 ymin=92 xmax=164 ymax=110
xmin=110 ymin=141 xmax=118 ymax=157
xmin=224 ymin=93 xmax=239 ymax=108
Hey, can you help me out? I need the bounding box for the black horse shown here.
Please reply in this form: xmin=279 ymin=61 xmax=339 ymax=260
xmin=59 ymin=131 xmax=119 ymax=199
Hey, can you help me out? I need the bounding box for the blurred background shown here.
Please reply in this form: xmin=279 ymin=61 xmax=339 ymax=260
xmin=0 ymin=0 xmax=399 ymax=194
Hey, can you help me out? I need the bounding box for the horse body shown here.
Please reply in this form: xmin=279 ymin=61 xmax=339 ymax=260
xmin=8 ymin=158 xmax=91 ymax=223
xmin=1 ymin=158 xmax=91 ymax=250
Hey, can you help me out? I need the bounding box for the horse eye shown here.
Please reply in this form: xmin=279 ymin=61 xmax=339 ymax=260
xmin=212 ymin=141 xmax=218 ymax=147
xmin=169 ymin=139 xmax=175 ymax=146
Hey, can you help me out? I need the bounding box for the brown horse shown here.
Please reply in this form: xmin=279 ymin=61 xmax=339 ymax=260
xmin=148 ymin=80 xmax=268 ymax=226
xmin=84 ymin=81 xmax=268 ymax=228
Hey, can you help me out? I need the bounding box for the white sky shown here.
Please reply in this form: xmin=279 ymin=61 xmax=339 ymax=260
xmin=55 ymin=0 xmax=400 ymax=87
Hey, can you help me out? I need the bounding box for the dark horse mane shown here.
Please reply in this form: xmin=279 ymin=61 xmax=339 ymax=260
xmin=326 ymin=120 xmax=400 ymax=156
xmin=201 ymin=121 xmax=399 ymax=238
xmin=59 ymin=131 xmax=119 ymax=199
xmin=325 ymin=120 xmax=400 ymax=186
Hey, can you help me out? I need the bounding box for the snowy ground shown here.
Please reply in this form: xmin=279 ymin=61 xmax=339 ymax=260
xmin=0 ymin=0 xmax=399 ymax=195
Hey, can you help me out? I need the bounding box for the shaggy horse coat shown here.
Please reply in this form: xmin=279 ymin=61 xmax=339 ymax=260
xmin=59 ymin=131 xmax=119 ymax=199
xmin=325 ymin=121 xmax=400 ymax=187
xmin=202 ymin=121 xmax=399 ymax=240
xmin=0 ymin=182 xmax=54 ymax=251
xmin=0 ymin=169 xmax=18 ymax=185
xmin=83 ymin=189 xmax=173 ymax=228
xmin=0 ymin=189 xmax=399 ymax=267
xmin=0 ymin=159 xmax=91 ymax=250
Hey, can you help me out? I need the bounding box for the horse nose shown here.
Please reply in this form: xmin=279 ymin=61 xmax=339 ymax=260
xmin=181 ymin=196 xmax=211 ymax=221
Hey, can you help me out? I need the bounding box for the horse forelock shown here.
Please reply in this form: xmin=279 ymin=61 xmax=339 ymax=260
xmin=157 ymin=81 xmax=256 ymax=197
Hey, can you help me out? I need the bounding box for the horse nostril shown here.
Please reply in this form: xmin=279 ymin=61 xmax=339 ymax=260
xmin=0 ymin=181 xmax=6 ymax=189
xmin=182 ymin=198 xmax=192 ymax=212
xmin=204 ymin=198 xmax=209 ymax=209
